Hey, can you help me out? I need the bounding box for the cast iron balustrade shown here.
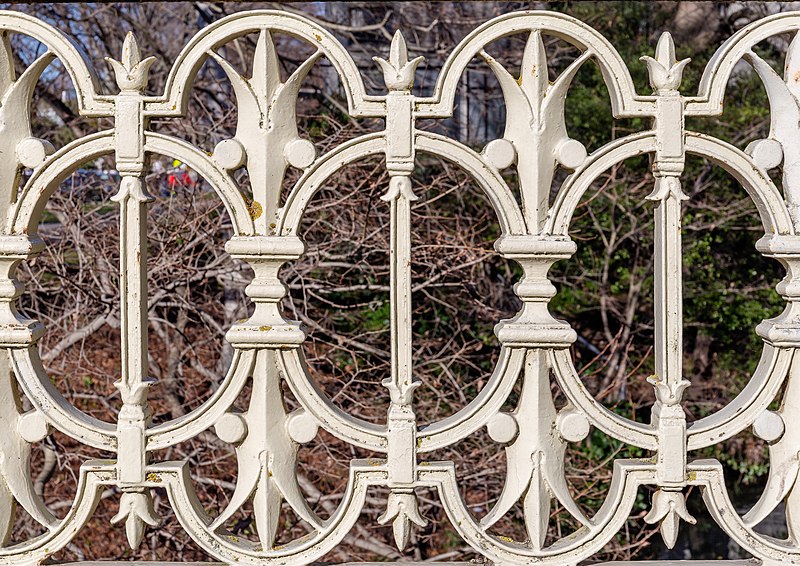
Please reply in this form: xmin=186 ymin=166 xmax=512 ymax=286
xmin=0 ymin=6 xmax=798 ymax=565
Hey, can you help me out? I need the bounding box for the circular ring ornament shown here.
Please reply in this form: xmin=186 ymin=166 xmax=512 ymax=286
xmin=9 ymin=131 xmax=255 ymax=452
xmin=276 ymin=131 xmax=530 ymax=452
xmin=546 ymin=130 xmax=796 ymax=451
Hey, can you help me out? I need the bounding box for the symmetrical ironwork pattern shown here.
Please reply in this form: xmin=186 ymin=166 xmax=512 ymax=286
xmin=0 ymin=7 xmax=799 ymax=565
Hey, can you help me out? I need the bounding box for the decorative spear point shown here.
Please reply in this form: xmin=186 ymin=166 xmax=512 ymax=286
xmin=373 ymin=30 xmax=424 ymax=92
xmin=112 ymin=491 xmax=160 ymax=550
xmin=644 ymin=489 xmax=695 ymax=549
xmin=378 ymin=491 xmax=427 ymax=550
xmin=640 ymin=31 xmax=690 ymax=91
xmin=105 ymin=31 xmax=156 ymax=93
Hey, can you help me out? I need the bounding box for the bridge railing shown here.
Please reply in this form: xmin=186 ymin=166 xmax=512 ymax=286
xmin=0 ymin=7 xmax=798 ymax=565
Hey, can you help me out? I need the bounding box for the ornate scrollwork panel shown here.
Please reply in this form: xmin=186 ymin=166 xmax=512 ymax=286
xmin=0 ymin=6 xmax=798 ymax=565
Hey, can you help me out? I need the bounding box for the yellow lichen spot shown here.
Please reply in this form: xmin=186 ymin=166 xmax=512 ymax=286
xmin=516 ymin=75 xmax=523 ymax=86
xmin=497 ymin=535 xmax=514 ymax=543
xmin=314 ymin=33 xmax=322 ymax=42
xmin=687 ymin=471 xmax=697 ymax=482
xmin=249 ymin=200 xmax=263 ymax=220
xmin=259 ymin=325 xmax=272 ymax=331
xmin=146 ymin=472 xmax=161 ymax=483
xmin=227 ymin=535 xmax=239 ymax=543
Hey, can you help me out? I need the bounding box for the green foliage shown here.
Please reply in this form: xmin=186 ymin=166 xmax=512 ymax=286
xmin=359 ymin=301 xmax=390 ymax=331
xmin=546 ymin=3 xmax=784 ymax=500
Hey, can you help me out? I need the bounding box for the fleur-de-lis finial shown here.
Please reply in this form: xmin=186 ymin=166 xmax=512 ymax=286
xmin=105 ymin=31 xmax=156 ymax=93
xmin=644 ymin=489 xmax=696 ymax=549
xmin=373 ymin=30 xmax=424 ymax=92
xmin=0 ymin=32 xmax=56 ymax=220
xmin=647 ymin=373 xmax=691 ymax=405
xmin=209 ymin=30 xmax=321 ymax=231
xmin=640 ymin=32 xmax=690 ymax=92
xmin=111 ymin=491 xmax=160 ymax=550
xmin=743 ymin=32 xmax=800 ymax=228
xmin=480 ymin=31 xmax=590 ymax=230
xmin=378 ymin=490 xmax=427 ymax=550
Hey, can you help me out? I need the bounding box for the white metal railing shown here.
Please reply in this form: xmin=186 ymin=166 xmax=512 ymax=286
xmin=0 ymin=6 xmax=799 ymax=565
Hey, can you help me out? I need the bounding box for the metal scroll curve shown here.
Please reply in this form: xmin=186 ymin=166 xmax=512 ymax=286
xmin=0 ymin=11 xmax=112 ymax=116
xmin=150 ymin=10 xmax=380 ymax=117
xmin=7 ymin=130 xmax=256 ymax=454
xmin=416 ymin=10 xmax=654 ymax=118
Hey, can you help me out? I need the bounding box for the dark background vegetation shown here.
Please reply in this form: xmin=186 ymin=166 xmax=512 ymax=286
xmin=0 ymin=1 xmax=792 ymax=562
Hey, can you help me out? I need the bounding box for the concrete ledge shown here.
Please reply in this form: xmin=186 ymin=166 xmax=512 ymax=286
xmin=54 ymin=562 xmax=760 ymax=566
xmin=594 ymin=561 xmax=761 ymax=566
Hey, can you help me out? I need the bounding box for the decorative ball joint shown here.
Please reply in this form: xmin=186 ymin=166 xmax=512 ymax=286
xmin=286 ymin=409 xmax=319 ymax=444
xmin=214 ymin=412 xmax=248 ymax=445
xmin=482 ymin=139 xmax=516 ymax=170
xmin=284 ymin=139 xmax=317 ymax=169
xmin=556 ymin=407 xmax=591 ymax=443
xmin=487 ymin=411 xmax=519 ymax=444
xmin=16 ymin=137 xmax=55 ymax=169
xmin=213 ymin=137 xmax=316 ymax=171
xmin=555 ymin=139 xmax=588 ymax=170
xmin=212 ymin=139 xmax=246 ymax=170
xmin=753 ymin=410 xmax=785 ymax=444
xmin=18 ymin=410 xmax=51 ymax=443
xmin=746 ymin=138 xmax=783 ymax=171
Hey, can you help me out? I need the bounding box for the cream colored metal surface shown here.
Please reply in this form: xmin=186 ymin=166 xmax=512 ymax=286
xmin=0 ymin=7 xmax=797 ymax=565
